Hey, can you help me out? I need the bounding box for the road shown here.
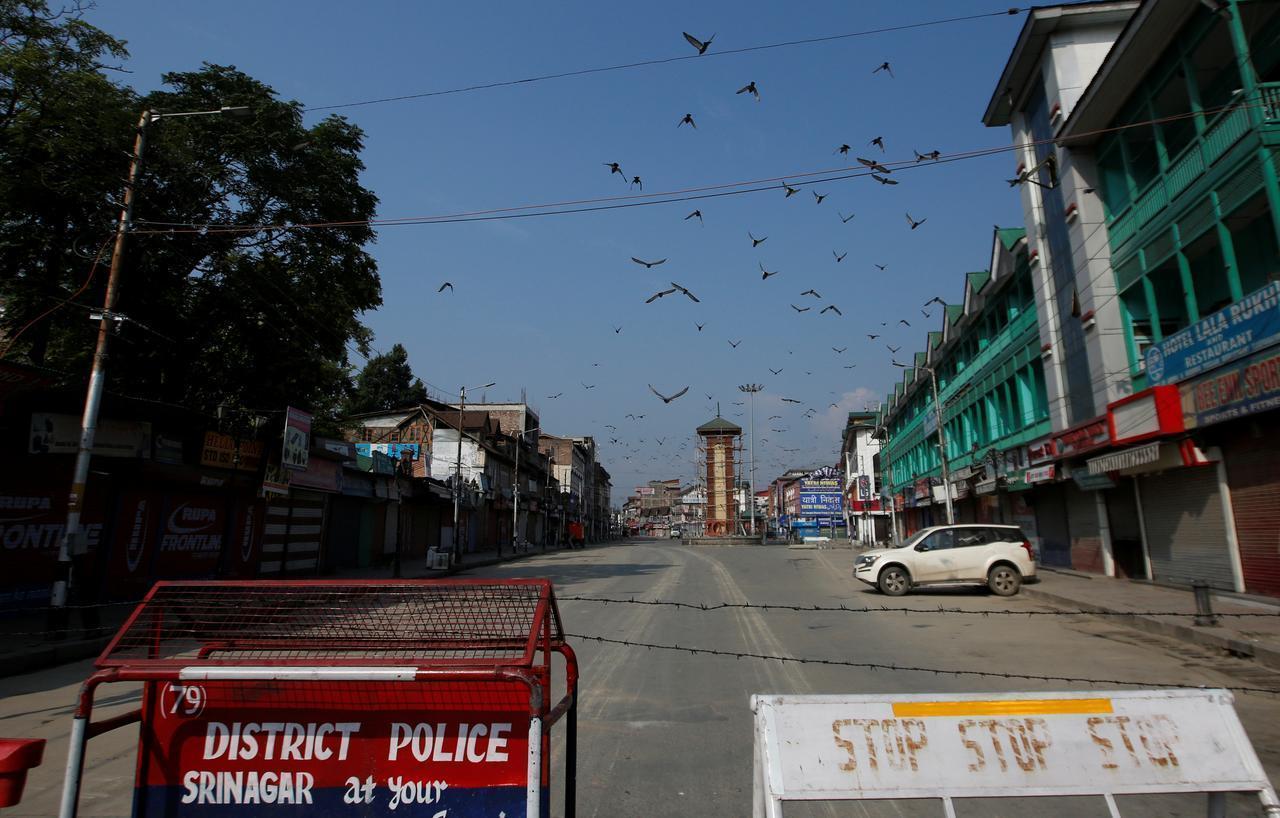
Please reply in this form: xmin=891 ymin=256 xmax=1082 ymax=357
xmin=3 ymin=538 xmax=1279 ymax=817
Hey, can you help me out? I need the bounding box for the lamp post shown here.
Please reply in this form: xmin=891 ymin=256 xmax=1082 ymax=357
xmin=892 ymin=362 xmax=954 ymax=525
xmin=511 ymin=426 xmax=540 ymax=554
xmin=738 ymin=383 xmax=763 ymax=538
xmin=451 ymin=382 xmax=495 ymax=563
xmin=52 ymin=105 xmax=250 ymax=620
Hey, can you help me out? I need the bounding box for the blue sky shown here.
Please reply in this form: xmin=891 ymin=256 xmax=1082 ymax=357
xmin=86 ymin=0 xmax=1030 ymax=496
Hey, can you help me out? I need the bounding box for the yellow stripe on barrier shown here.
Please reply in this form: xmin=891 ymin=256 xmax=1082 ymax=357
xmin=891 ymin=698 xmax=1114 ymax=718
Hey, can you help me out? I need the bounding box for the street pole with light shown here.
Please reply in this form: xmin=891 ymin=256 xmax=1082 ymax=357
xmin=892 ymin=361 xmax=954 ymax=525
xmin=738 ymin=383 xmax=763 ymax=539
xmin=451 ymin=382 xmax=495 ymax=563
xmin=52 ymin=105 xmax=250 ymax=620
xmin=511 ymin=426 xmax=540 ymax=553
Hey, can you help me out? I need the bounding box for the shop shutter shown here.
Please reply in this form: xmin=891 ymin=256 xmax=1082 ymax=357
xmin=1139 ymin=467 xmax=1234 ymax=590
xmin=259 ymin=490 xmax=328 ymax=575
xmin=1065 ymin=483 xmax=1104 ymax=573
xmin=1223 ymin=432 xmax=1280 ymax=597
xmin=1033 ymin=484 xmax=1071 ymax=568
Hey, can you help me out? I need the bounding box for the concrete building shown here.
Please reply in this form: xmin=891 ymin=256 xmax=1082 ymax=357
xmin=840 ymin=411 xmax=890 ymax=545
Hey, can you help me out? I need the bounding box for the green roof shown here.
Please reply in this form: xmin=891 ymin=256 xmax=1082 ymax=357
xmin=966 ymin=270 xmax=991 ymax=294
xmin=914 ymin=351 xmax=927 ymax=368
xmin=945 ymin=304 xmax=964 ymax=326
xmin=696 ymin=416 xmax=742 ymax=434
xmin=996 ymin=226 xmax=1027 ymax=251
xmin=928 ymin=330 xmax=942 ymax=349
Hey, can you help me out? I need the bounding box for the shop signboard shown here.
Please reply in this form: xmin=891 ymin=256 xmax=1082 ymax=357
xmin=1179 ymin=345 xmax=1280 ymax=430
xmin=282 ymin=407 xmax=311 ymax=471
xmin=1027 ymin=437 xmax=1057 ymax=465
xmin=1108 ymin=386 xmax=1183 ymax=445
xmin=1025 ymin=465 xmax=1056 ymax=484
xmin=1071 ymin=467 xmax=1115 ymax=491
xmin=800 ymin=477 xmax=842 ymax=515
xmin=136 ymin=679 xmax=543 ymax=815
xmin=1053 ymin=416 xmax=1110 ymax=458
xmin=201 ymin=432 xmax=264 ymax=472
xmin=29 ymin=413 xmax=151 ymax=458
xmin=1145 ymin=280 xmax=1280 ymax=386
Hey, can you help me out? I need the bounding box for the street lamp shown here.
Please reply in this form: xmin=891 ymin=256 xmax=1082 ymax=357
xmin=738 ymin=383 xmax=763 ymax=539
xmin=452 ymin=381 xmax=495 ymax=563
xmin=511 ymin=426 xmax=540 ymax=555
xmin=892 ymin=361 xmax=955 ymax=525
xmin=53 ymin=104 xmax=251 ymax=620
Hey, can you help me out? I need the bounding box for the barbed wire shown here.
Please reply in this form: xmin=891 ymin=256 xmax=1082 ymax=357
xmin=558 ymin=595 xmax=1280 ymax=618
xmin=565 ymin=632 xmax=1280 ymax=696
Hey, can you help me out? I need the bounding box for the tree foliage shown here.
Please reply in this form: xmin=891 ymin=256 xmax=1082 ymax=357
xmin=344 ymin=343 xmax=428 ymax=416
xmin=0 ymin=1 xmax=382 ymax=425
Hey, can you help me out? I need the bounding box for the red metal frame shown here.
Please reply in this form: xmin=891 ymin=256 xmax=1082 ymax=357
xmin=1107 ymin=385 xmax=1184 ymax=445
xmin=60 ymin=579 xmax=579 ymax=818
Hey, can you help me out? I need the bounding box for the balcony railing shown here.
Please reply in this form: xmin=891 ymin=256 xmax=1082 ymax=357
xmin=1107 ymin=83 xmax=1279 ymax=254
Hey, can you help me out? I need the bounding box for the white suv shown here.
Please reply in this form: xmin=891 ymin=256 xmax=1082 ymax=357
xmin=853 ymin=524 xmax=1036 ymax=597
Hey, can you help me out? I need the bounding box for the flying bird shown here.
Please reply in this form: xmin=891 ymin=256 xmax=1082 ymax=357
xmin=736 ymin=81 xmax=760 ymax=100
xmin=783 ymin=182 xmax=799 ymax=197
xmin=683 ymin=31 xmax=714 ymax=54
xmin=630 ymin=176 xmax=643 ymax=190
xmin=800 ymin=288 xmax=821 ymax=298
xmin=613 ymin=325 xmax=623 ymax=334
xmin=749 ymin=232 xmax=768 ymax=247
xmin=437 ymin=282 xmax=453 ymax=293
xmin=656 ymin=438 xmax=665 ymax=446
xmin=899 ymin=319 xmax=911 ymax=326
xmin=867 ymin=334 xmax=880 ymax=340
xmin=768 ymin=415 xmax=783 ymax=420
xmin=839 ymin=212 xmax=855 ymax=224
xmin=833 ymin=251 xmax=847 ymax=262
xmin=685 ymin=209 xmax=703 ymax=224
xmin=603 ymin=162 xmax=626 ymax=178
xmin=915 ymin=149 xmax=942 ymax=162
xmin=678 ymin=113 xmax=697 ymax=129
xmin=645 ymin=286 xmax=678 ymax=303
xmin=873 ymin=61 xmax=894 ymax=77
xmin=728 ymin=339 xmax=742 ymax=348
xmin=906 ymin=213 xmax=927 ymax=230
xmin=547 ymin=393 xmax=562 ymax=399
xmin=821 ymin=305 xmax=843 ymax=315
xmin=769 ymin=368 xmax=783 ymax=375
xmin=695 ymin=322 xmax=705 ymax=331
xmin=631 ymin=257 xmax=666 ymax=268
xmin=670 ymin=281 xmax=700 ymax=302
xmin=790 ymin=304 xmax=810 ymax=312
xmin=857 ymin=157 xmax=890 ymax=174
xmin=813 ymin=191 xmax=827 ymax=204
xmin=582 ymin=382 xmax=596 ymax=389
xmin=872 ymin=174 xmax=898 ymax=186
xmin=781 ymin=398 xmax=803 ymax=404
xmin=887 ymin=344 xmax=901 ymax=353
xmin=648 ymin=384 xmax=690 ymax=404
xmin=832 ymin=346 xmax=847 ymax=354
xmin=760 ymin=263 xmax=779 ymax=280
xmin=924 ymin=296 xmax=947 ymax=308
xmin=921 ymin=309 xmax=931 ymax=318
xmin=835 ymin=143 xmax=851 ymax=156
xmin=870 ymin=136 xmax=885 ymax=152
xmin=843 ymin=364 xmax=857 ymax=369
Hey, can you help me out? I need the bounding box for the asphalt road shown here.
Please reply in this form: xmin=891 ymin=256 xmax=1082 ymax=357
xmin=3 ymin=538 xmax=1279 ymax=817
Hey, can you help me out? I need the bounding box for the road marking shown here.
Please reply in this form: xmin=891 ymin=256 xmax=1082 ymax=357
xmin=891 ymin=698 xmax=1114 ymax=718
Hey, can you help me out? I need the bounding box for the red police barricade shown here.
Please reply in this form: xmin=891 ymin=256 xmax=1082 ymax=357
xmin=57 ymin=579 xmax=579 ymax=818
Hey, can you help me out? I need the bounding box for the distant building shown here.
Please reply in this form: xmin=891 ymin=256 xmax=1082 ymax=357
xmin=696 ymin=414 xmax=742 ymax=536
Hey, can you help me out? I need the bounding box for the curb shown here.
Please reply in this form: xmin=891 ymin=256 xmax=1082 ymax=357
xmin=1021 ymin=586 xmax=1280 ymax=672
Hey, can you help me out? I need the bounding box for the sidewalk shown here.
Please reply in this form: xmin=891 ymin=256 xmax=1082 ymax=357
xmin=1023 ymin=569 xmax=1280 ymax=671
xmin=0 ymin=540 xmax=591 ymax=678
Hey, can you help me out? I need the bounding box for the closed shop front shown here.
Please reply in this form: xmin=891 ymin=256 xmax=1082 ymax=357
xmin=1032 ymin=482 xmax=1070 ymax=568
xmin=1102 ymin=479 xmax=1146 ymax=579
xmin=260 ymin=489 xmax=329 ymax=575
xmin=1221 ymin=423 xmax=1280 ymax=597
xmin=1064 ymin=482 xmax=1104 ymax=574
xmin=1138 ymin=466 xmax=1234 ymax=590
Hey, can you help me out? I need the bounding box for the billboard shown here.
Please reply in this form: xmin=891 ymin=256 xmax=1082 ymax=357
xmin=799 ymin=477 xmax=842 ymax=515
xmin=282 ymin=407 xmax=311 ymax=471
xmin=1145 ymin=280 xmax=1280 ymax=385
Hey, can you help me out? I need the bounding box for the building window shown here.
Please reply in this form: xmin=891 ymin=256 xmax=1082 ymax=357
xmin=1148 ymin=257 xmax=1190 ymax=338
xmin=1097 ymin=137 xmax=1132 ymax=219
xmin=1188 ymin=14 xmax=1242 ymax=114
xmin=1225 ymin=193 xmax=1280 ymax=295
xmin=1152 ymin=70 xmax=1196 ymax=161
xmin=1241 ymin=0 xmax=1280 ymax=84
xmin=1029 ymin=359 xmax=1049 ymax=421
xmin=1121 ymin=285 xmax=1154 ymax=371
xmin=1123 ymin=108 xmax=1161 ymax=192
xmin=1185 ymin=229 xmax=1232 ymax=317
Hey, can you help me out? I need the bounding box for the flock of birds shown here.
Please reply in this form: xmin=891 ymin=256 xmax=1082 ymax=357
xmin=433 ymin=29 xmax=974 ymax=480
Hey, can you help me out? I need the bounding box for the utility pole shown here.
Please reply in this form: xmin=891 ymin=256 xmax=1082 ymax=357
xmin=511 ymin=427 xmax=539 ymax=553
xmin=927 ymin=366 xmax=956 ymax=525
xmin=52 ymin=106 xmax=249 ymax=622
xmin=451 ymin=381 xmax=495 ymax=563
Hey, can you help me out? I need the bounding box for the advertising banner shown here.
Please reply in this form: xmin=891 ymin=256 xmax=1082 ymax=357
xmin=29 ymin=413 xmax=151 ymax=458
xmin=152 ymin=496 xmax=226 ymax=579
xmin=0 ymin=490 xmax=105 ymax=606
xmin=799 ymin=477 xmax=842 ymax=515
xmin=282 ymin=407 xmax=312 ymax=471
xmin=136 ymin=679 xmax=543 ymax=816
xmin=1145 ymin=280 xmax=1280 ymax=385
xmin=1180 ymin=345 xmax=1280 ymax=430
xmin=201 ymin=432 xmax=264 ymax=472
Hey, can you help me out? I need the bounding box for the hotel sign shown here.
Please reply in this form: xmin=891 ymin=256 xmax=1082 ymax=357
xmin=1145 ymin=281 xmax=1280 ymax=385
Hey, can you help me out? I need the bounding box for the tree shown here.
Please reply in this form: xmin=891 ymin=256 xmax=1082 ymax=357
xmin=0 ymin=1 xmax=381 ymax=427
xmin=344 ymin=344 xmax=428 ymax=415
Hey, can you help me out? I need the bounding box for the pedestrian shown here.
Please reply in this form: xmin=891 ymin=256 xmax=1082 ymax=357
xmin=569 ymin=519 xmax=585 ymax=550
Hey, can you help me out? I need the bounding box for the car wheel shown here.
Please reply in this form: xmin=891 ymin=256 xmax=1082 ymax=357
xmin=878 ymin=565 xmax=911 ymax=597
xmin=987 ymin=564 xmax=1022 ymax=596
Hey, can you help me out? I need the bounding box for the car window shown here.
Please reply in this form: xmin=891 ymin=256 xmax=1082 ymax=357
xmin=923 ymin=530 xmax=954 ymax=551
xmin=986 ymin=527 xmax=1019 ymax=544
xmin=954 ymin=529 xmax=988 ymax=548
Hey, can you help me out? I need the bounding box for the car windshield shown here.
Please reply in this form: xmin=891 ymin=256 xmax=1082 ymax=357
xmin=899 ymin=530 xmax=933 ymax=549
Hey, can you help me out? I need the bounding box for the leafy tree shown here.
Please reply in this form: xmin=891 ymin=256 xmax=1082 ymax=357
xmin=344 ymin=343 xmax=428 ymax=415
xmin=0 ymin=1 xmax=381 ymax=428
